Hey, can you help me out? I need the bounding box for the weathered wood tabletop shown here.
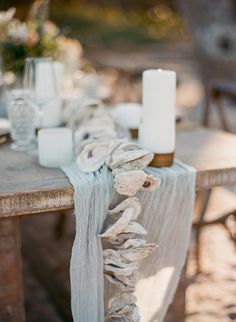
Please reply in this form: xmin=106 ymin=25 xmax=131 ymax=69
xmin=1 ymin=126 xmax=236 ymax=322
xmin=1 ymin=127 xmax=236 ymax=218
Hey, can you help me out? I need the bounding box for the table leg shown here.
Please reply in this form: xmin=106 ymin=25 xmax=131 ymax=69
xmin=214 ymin=92 xmax=230 ymax=132
xmin=202 ymin=85 xmax=211 ymax=127
xmin=165 ymin=264 xmax=187 ymax=322
xmin=194 ymin=190 xmax=212 ymax=274
xmin=0 ymin=217 xmax=25 ymax=322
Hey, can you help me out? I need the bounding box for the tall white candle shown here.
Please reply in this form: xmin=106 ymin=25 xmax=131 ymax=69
xmin=35 ymin=60 xmax=62 ymax=128
xmin=39 ymin=98 xmax=62 ymax=128
xmin=139 ymin=69 xmax=176 ymax=154
xmin=53 ymin=61 xmax=65 ymax=94
xmin=38 ymin=128 xmax=73 ymax=167
xmin=35 ymin=61 xmax=57 ymax=100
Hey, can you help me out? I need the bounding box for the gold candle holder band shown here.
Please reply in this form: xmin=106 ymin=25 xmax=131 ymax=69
xmin=129 ymin=128 xmax=139 ymax=139
xmin=150 ymin=152 xmax=174 ymax=168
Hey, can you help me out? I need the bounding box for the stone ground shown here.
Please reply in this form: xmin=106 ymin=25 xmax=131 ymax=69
xmin=22 ymin=41 xmax=236 ymax=322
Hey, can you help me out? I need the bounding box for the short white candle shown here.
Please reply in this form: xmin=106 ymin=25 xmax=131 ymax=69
xmin=112 ymin=103 xmax=142 ymax=129
xmin=38 ymin=128 xmax=73 ymax=167
xmin=139 ymin=69 xmax=176 ymax=154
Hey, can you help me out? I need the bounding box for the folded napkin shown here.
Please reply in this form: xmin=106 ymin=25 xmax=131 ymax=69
xmin=62 ymin=160 xmax=196 ymax=322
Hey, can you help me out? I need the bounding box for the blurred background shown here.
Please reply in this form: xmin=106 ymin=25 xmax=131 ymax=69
xmin=0 ymin=0 xmax=184 ymax=47
xmin=0 ymin=1 xmax=236 ymax=322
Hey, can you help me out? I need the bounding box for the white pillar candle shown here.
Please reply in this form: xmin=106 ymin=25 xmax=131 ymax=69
xmin=35 ymin=61 xmax=57 ymax=100
xmin=39 ymin=98 xmax=62 ymax=128
xmin=53 ymin=61 xmax=65 ymax=94
xmin=38 ymin=128 xmax=73 ymax=167
xmin=35 ymin=60 xmax=62 ymax=128
xmin=139 ymin=69 xmax=176 ymax=154
xmin=112 ymin=103 xmax=142 ymax=129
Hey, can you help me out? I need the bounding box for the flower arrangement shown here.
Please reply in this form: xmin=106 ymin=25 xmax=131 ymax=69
xmin=0 ymin=0 xmax=82 ymax=75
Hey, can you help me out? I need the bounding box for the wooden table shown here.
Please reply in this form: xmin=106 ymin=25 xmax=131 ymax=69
xmin=1 ymin=127 xmax=236 ymax=322
xmin=203 ymin=79 xmax=236 ymax=132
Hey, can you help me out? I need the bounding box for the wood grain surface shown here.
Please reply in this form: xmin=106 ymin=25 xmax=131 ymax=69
xmin=0 ymin=218 xmax=24 ymax=322
xmin=1 ymin=127 xmax=236 ymax=217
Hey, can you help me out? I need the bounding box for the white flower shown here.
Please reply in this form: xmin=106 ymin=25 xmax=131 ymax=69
xmin=0 ymin=7 xmax=15 ymax=26
xmin=43 ymin=20 xmax=59 ymax=37
xmin=7 ymin=21 xmax=28 ymax=42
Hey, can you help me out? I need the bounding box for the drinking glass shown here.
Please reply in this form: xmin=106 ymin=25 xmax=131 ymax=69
xmin=7 ymin=89 xmax=36 ymax=151
xmin=23 ymin=57 xmax=60 ymax=128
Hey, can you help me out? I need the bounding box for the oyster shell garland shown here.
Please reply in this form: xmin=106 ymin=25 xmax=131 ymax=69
xmin=102 ymin=197 xmax=158 ymax=322
xmin=72 ymin=102 xmax=161 ymax=322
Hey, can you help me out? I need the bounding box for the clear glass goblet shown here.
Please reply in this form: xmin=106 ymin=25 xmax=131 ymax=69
xmin=7 ymin=89 xmax=36 ymax=151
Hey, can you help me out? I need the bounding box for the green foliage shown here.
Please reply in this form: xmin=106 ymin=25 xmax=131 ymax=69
xmin=0 ymin=0 xmax=60 ymax=74
xmin=1 ymin=42 xmax=27 ymax=74
xmin=51 ymin=2 xmax=184 ymax=47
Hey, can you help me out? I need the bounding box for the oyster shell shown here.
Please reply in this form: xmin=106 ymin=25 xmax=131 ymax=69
xmin=112 ymin=168 xmax=129 ymax=176
xmin=114 ymin=170 xmax=147 ymax=196
xmin=140 ymin=174 xmax=161 ymax=192
xmin=105 ymin=303 xmax=139 ymax=322
xmin=99 ymin=207 xmax=134 ymax=238
xmin=106 ymin=232 xmax=137 ymax=245
xmin=108 ymin=197 xmax=141 ymax=220
xmin=107 ymin=293 xmax=137 ymax=315
xmin=122 ymin=222 xmax=147 ymax=236
xmin=74 ymin=125 xmax=116 ymax=146
xmin=103 ymin=249 xmax=135 ymax=268
xmin=104 ymin=270 xmax=136 ymax=292
xmin=104 ymin=263 xmax=136 ymax=277
xmin=119 ymin=243 xmax=158 ymax=262
xmin=114 ymin=171 xmax=161 ymax=196
xmin=106 ymin=294 xmax=140 ymax=322
xmin=104 ymin=241 xmax=157 ymax=264
xmin=129 ymin=306 xmax=140 ymax=322
xmin=107 ymin=141 xmax=140 ymax=162
xmin=76 ymin=141 xmax=110 ymax=172
xmin=111 ymin=140 xmax=140 ymax=153
xmin=69 ymin=101 xmax=101 ymax=129
xmin=106 ymin=139 xmax=154 ymax=172
xmin=106 ymin=139 xmax=128 ymax=167
xmin=74 ymin=137 xmax=96 ymax=156
xmin=116 ymin=142 xmax=141 ymax=152
xmin=101 ymin=220 xmax=146 ymax=243
xmin=119 ymin=238 xmax=147 ymax=249
xmin=110 ymin=150 xmax=154 ymax=171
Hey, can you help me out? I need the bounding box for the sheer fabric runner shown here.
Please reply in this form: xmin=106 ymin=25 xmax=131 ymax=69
xmin=62 ymin=160 xmax=196 ymax=322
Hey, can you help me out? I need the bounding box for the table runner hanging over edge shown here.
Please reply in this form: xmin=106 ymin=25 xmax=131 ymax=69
xmin=62 ymin=159 xmax=196 ymax=322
